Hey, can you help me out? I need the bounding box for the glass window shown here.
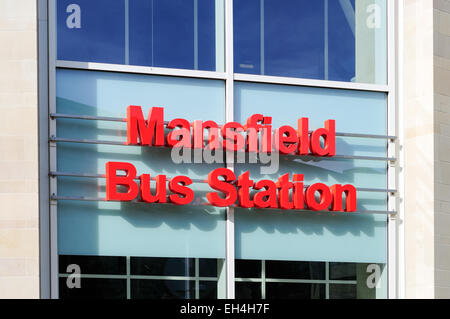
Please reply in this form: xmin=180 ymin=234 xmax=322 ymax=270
xmin=234 ymin=81 xmax=388 ymax=263
xmin=235 ymin=259 xmax=261 ymax=278
xmin=131 ymin=280 xmax=195 ymax=299
xmin=59 ymin=278 xmax=127 ymax=299
xmin=234 ymin=0 xmax=387 ymax=84
xmin=266 ymin=283 xmax=325 ymax=299
xmin=59 ymin=255 xmax=222 ymax=299
xmin=57 ymin=0 xmax=125 ymax=64
xmin=234 ymin=260 xmax=386 ymax=299
xmin=57 ymin=0 xmax=224 ymax=71
xmin=330 ymin=262 xmax=357 ymax=280
xmin=55 ymin=69 xmax=227 ymax=299
xmin=329 ymin=284 xmax=357 ymax=299
xmin=131 ymin=257 xmax=195 ymax=277
xmin=59 ymin=255 xmax=126 ymax=275
xmin=56 ymin=69 xmax=226 ymax=259
xmin=235 ymin=282 xmax=261 ymax=299
xmin=265 ymin=261 xmax=325 ymax=280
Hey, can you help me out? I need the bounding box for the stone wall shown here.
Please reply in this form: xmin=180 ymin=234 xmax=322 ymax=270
xmin=434 ymin=0 xmax=450 ymax=299
xmin=0 ymin=0 xmax=40 ymax=299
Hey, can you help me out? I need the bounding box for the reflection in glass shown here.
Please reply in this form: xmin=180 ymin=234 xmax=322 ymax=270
xmin=266 ymin=282 xmax=325 ymax=299
xmin=330 ymin=284 xmax=357 ymax=299
xmin=234 ymin=0 xmax=387 ymax=84
xmin=57 ymin=0 xmax=223 ymax=71
xmin=266 ymin=261 xmax=325 ymax=280
xmin=199 ymin=259 xmax=219 ymax=277
xmin=59 ymin=255 xmax=126 ymax=275
xmin=329 ymin=262 xmax=357 ymax=280
xmin=131 ymin=279 xmax=195 ymax=299
xmin=131 ymin=257 xmax=195 ymax=277
xmin=235 ymin=259 xmax=261 ymax=278
xmin=199 ymin=281 xmax=218 ymax=299
xmin=59 ymin=278 xmax=126 ymax=299
xmin=235 ymin=282 xmax=261 ymax=299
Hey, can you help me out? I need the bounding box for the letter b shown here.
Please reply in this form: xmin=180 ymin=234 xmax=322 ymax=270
xmin=106 ymin=162 xmax=139 ymax=201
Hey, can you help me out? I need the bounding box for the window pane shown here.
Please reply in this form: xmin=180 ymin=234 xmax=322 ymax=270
xmin=59 ymin=255 xmax=126 ymax=275
xmin=234 ymin=82 xmax=388 ymax=263
xmin=199 ymin=281 xmax=218 ymax=299
xmin=266 ymin=283 xmax=325 ymax=299
xmin=57 ymin=0 xmax=223 ymax=71
xmin=330 ymin=284 xmax=357 ymax=299
xmin=329 ymin=262 xmax=357 ymax=281
xmin=235 ymin=282 xmax=261 ymax=299
xmin=56 ymin=69 xmax=226 ymax=259
xmin=234 ymin=0 xmax=387 ymax=84
xmin=59 ymin=278 xmax=126 ymax=299
xmin=131 ymin=279 xmax=195 ymax=299
xmin=131 ymin=257 xmax=195 ymax=277
xmin=199 ymin=259 xmax=219 ymax=277
xmin=265 ymin=261 xmax=325 ymax=280
xmin=57 ymin=0 xmax=125 ymax=64
xmin=55 ymin=67 xmax=227 ymax=299
xmin=235 ymin=259 xmax=261 ymax=278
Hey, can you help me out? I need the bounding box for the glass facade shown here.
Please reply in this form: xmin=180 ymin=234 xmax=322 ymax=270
xmin=234 ymin=0 xmax=387 ymax=84
xmin=53 ymin=0 xmax=391 ymax=299
xmin=57 ymin=0 xmax=224 ymax=71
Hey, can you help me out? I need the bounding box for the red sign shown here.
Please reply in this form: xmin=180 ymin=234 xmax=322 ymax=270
xmin=104 ymin=106 xmax=357 ymax=213
xmin=126 ymin=105 xmax=336 ymax=156
xmin=106 ymin=162 xmax=357 ymax=212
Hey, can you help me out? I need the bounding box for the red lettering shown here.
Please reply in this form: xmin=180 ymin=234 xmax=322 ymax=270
xmin=297 ymin=118 xmax=310 ymax=155
xmin=127 ymin=105 xmax=165 ymax=146
xmin=105 ymin=162 xmax=139 ymax=201
xmin=275 ymin=126 xmax=298 ymax=155
xmin=221 ymin=122 xmax=245 ymax=152
xmin=330 ymin=184 xmax=357 ymax=212
xmin=253 ymin=180 xmax=278 ymax=209
xmin=237 ymin=171 xmax=254 ymax=208
xmin=168 ymin=176 xmax=194 ymax=205
xmin=139 ymin=174 xmax=167 ymax=203
xmin=245 ymin=114 xmax=264 ymax=153
xmin=310 ymin=120 xmax=336 ymax=156
xmin=166 ymin=118 xmax=192 ymax=147
xmin=293 ymin=174 xmax=304 ymax=210
xmin=276 ymin=173 xmax=294 ymax=209
xmin=261 ymin=117 xmax=273 ymax=153
xmin=305 ymin=183 xmax=332 ymax=211
xmin=206 ymin=168 xmax=237 ymax=207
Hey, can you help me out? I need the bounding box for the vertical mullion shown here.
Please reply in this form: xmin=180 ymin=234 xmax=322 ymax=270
xmin=225 ymin=0 xmax=235 ymax=299
xmin=49 ymin=0 xmax=59 ymax=300
xmin=194 ymin=0 xmax=199 ymax=70
xmin=126 ymin=256 xmax=131 ymax=299
xmin=324 ymin=0 xmax=329 ymax=80
xmin=261 ymin=260 xmax=266 ymax=299
xmin=38 ymin=0 xmax=51 ymax=298
xmin=125 ymin=0 xmax=129 ymax=65
xmin=325 ymin=262 xmax=330 ymax=299
xmin=151 ymin=0 xmax=154 ymax=66
xmin=387 ymin=0 xmax=398 ymax=300
xmin=195 ymin=258 xmax=200 ymax=299
xmin=395 ymin=0 xmax=405 ymax=300
xmin=260 ymin=0 xmax=264 ymax=75
xmin=215 ymin=0 xmax=225 ymax=72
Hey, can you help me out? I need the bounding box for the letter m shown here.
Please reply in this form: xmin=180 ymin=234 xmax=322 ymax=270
xmin=127 ymin=105 xmax=165 ymax=146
